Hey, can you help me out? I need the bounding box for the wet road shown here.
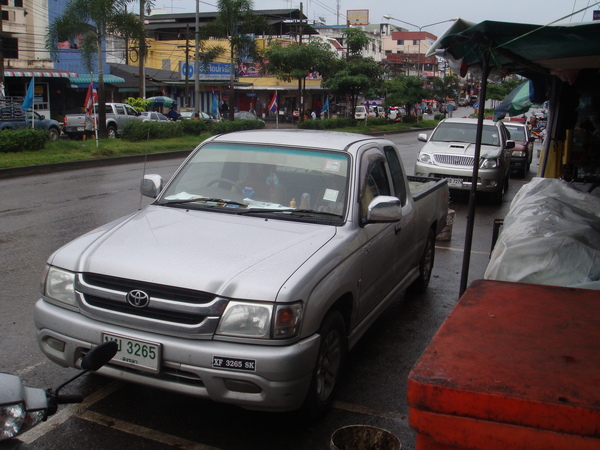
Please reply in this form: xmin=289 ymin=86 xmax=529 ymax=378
xmin=0 ymin=128 xmax=542 ymax=449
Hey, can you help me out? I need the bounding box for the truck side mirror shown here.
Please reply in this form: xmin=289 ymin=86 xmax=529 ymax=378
xmin=505 ymin=140 xmax=515 ymax=149
xmin=418 ymin=133 xmax=428 ymax=142
xmin=365 ymin=196 xmax=402 ymax=224
xmin=140 ymin=174 xmax=163 ymax=198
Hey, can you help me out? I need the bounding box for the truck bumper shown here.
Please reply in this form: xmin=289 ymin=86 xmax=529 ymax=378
xmin=34 ymin=299 xmax=320 ymax=412
xmin=415 ymin=162 xmax=505 ymax=193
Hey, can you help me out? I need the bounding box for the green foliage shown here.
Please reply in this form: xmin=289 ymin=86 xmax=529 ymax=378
xmin=0 ymin=129 xmax=48 ymax=153
xmin=431 ymin=75 xmax=460 ymax=102
xmin=263 ymin=40 xmax=338 ymax=82
xmin=121 ymin=121 xmax=183 ymax=141
xmin=211 ymin=119 xmax=265 ymax=134
xmin=384 ymin=75 xmax=428 ymax=116
xmin=125 ymin=97 xmax=150 ymax=112
xmin=402 ymin=115 xmax=418 ymax=123
xmin=434 ymin=113 xmax=445 ymax=121
xmin=342 ymin=28 xmax=371 ymax=58
xmin=177 ymin=119 xmax=211 ymax=136
xmin=297 ymin=117 xmax=356 ymax=130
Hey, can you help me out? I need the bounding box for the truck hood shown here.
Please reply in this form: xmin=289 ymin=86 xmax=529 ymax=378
xmin=49 ymin=205 xmax=336 ymax=301
xmin=425 ymin=140 xmax=502 ymax=158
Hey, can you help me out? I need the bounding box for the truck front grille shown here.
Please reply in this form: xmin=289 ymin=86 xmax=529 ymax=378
xmin=77 ymin=273 xmax=227 ymax=338
xmin=434 ymin=154 xmax=475 ymax=167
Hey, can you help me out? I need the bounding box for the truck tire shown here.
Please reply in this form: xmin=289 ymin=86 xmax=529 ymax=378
xmin=47 ymin=127 xmax=60 ymax=141
xmin=408 ymin=228 xmax=436 ymax=294
xmin=302 ymin=310 xmax=347 ymax=419
xmin=107 ymin=125 xmax=117 ymax=138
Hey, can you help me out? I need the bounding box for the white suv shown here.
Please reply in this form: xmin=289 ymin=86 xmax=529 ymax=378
xmin=415 ymin=118 xmax=515 ymax=202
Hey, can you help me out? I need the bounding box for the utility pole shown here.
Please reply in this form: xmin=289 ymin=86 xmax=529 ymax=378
xmin=0 ymin=3 xmax=4 ymax=98
xmin=177 ymin=25 xmax=191 ymax=107
xmin=194 ymin=0 xmax=200 ymax=117
xmin=139 ymin=1 xmax=146 ymax=98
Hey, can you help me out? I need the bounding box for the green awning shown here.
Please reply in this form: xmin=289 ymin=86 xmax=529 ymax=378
xmin=428 ymin=19 xmax=600 ymax=82
xmin=68 ymin=74 xmax=125 ymax=87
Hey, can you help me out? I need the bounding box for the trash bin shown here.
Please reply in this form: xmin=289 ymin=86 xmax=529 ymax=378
xmin=330 ymin=425 xmax=401 ymax=450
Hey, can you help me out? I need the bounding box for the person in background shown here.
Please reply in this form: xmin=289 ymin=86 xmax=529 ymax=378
xmin=166 ymin=106 xmax=180 ymax=121
xmin=83 ymin=112 xmax=94 ymax=141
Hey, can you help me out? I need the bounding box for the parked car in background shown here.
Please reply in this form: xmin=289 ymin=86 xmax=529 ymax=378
xmin=504 ymin=121 xmax=535 ymax=177
xmin=234 ymin=111 xmax=265 ymax=125
xmin=415 ymin=117 xmax=515 ymax=203
xmin=354 ymin=105 xmax=367 ymax=120
xmin=140 ymin=111 xmax=170 ymax=122
xmin=63 ymin=102 xmax=144 ymax=139
xmin=180 ymin=110 xmax=217 ymax=122
xmin=0 ymin=106 xmax=62 ymax=141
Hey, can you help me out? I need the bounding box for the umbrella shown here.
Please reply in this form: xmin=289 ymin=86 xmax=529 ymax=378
xmin=493 ymin=81 xmax=533 ymax=121
xmin=147 ymin=96 xmax=177 ymax=108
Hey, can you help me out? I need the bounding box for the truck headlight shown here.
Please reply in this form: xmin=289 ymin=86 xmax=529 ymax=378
xmin=43 ymin=266 xmax=77 ymax=307
xmin=216 ymin=301 xmax=303 ymax=339
xmin=418 ymin=153 xmax=432 ymax=164
xmin=511 ymin=150 xmax=526 ymax=157
xmin=217 ymin=302 xmax=272 ymax=338
xmin=480 ymin=158 xmax=499 ymax=169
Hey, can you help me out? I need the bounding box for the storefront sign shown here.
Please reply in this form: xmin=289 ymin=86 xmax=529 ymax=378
xmin=180 ymin=62 xmax=230 ymax=81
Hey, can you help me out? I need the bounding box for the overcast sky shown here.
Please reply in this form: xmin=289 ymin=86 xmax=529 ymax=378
xmin=135 ymin=0 xmax=600 ymax=38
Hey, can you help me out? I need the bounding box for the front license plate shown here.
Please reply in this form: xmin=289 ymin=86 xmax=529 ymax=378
xmin=212 ymin=356 xmax=256 ymax=372
xmin=102 ymin=333 xmax=161 ymax=373
xmin=447 ymin=177 xmax=464 ymax=187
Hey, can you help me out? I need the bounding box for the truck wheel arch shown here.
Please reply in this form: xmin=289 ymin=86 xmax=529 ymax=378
xmin=106 ymin=124 xmax=118 ymax=138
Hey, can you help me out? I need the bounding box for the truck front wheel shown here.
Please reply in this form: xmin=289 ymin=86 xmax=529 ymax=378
xmin=302 ymin=310 xmax=347 ymax=419
xmin=408 ymin=228 xmax=436 ymax=294
xmin=107 ymin=126 xmax=117 ymax=138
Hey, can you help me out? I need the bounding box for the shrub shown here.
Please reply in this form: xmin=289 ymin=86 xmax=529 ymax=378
xmin=0 ymin=129 xmax=48 ymax=153
xmin=177 ymin=119 xmax=211 ymax=136
xmin=402 ymin=114 xmax=418 ymax=123
xmin=121 ymin=121 xmax=182 ymax=141
xmin=297 ymin=117 xmax=355 ymax=130
xmin=434 ymin=113 xmax=445 ymax=121
xmin=211 ymin=119 xmax=265 ymax=134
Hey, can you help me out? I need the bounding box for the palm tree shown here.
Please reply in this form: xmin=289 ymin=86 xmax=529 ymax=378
xmin=47 ymin=0 xmax=144 ymax=138
xmin=204 ymin=0 xmax=270 ymax=120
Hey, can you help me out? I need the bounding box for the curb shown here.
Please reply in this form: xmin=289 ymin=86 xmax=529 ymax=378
xmin=0 ymin=127 xmax=434 ymax=180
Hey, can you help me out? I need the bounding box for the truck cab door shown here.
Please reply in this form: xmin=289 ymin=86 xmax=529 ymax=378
xmin=356 ymin=147 xmax=400 ymax=320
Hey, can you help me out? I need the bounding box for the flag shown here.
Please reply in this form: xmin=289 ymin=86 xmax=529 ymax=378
xmin=268 ymin=91 xmax=277 ymax=112
xmin=22 ymin=77 xmax=35 ymax=110
xmin=211 ymin=92 xmax=219 ymax=118
xmin=84 ymin=80 xmax=98 ymax=114
xmin=322 ymin=97 xmax=329 ymax=113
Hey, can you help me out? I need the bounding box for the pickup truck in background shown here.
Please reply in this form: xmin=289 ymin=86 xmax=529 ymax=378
xmin=63 ymin=102 xmax=144 ymax=139
xmin=0 ymin=103 xmax=62 ymax=141
xmin=35 ymin=130 xmax=449 ymax=418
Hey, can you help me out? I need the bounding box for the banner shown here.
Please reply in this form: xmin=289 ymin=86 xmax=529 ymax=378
xmin=84 ymin=80 xmax=98 ymax=114
xmin=22 ymin=77 xmax=35 ymax=110
xmin=268 ymin=91 xmax=277 ymax=112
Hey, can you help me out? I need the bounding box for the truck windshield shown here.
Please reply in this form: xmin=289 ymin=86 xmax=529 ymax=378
xmin=160 ymin=143 xmax=350 ymax=217
xmin=431 ymin=122 xmax=501 ymax=147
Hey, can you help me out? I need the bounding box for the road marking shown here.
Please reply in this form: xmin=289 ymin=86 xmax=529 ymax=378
xmin=78 ymin=410 xmax=218 ymax=449
xmin=333 ymin=400 xmax=407 ymax=421
xmin=436 ymin=245 xmax=489 ymax=255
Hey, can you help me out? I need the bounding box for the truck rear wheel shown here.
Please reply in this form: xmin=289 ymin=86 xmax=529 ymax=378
xmin=408 ymin=228 xmax=436 ymax=294
xmin=302 ymin=310 xmax=347 ymax=419
xmin=107 ymin=126 xmax=117 ymax=138
xmin=47 ymin=127 xmax=60 ymax=141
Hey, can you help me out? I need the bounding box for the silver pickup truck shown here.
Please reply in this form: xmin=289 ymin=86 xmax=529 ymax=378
xmin=35 ymin=130 xmax=449 ymax=417
xmin=63 ymin=102 xmax=144 ymax=139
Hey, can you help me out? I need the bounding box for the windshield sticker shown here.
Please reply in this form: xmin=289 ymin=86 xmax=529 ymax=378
xmin=323 ymin=189 xmax=339 ymax=202
xmin=324 ymin=160 xmax=341 ymax=172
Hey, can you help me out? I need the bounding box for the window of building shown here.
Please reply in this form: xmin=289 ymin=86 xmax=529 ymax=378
xmin=14 ymin=0 xmax=24 ymax=7
xmin=4 ymin=36 xmax=18 ymax=59
xmin=397 ymin=40 xmax=404 ymax=45
xmin=413 ymin=40 xmax=419 ymax=45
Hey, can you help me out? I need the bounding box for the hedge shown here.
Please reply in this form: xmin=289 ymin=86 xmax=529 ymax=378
xmin=0 ymin=129 xmax=48 ymax=153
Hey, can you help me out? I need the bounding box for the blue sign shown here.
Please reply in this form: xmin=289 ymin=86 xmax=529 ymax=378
xmin=180 ymin=62 xmax=230 ymax=81
xmin=594 ymin=10 xmax=600 ymax=20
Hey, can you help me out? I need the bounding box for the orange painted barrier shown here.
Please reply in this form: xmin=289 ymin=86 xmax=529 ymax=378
xmin=408 ymin=280 xmax=600 ymax=449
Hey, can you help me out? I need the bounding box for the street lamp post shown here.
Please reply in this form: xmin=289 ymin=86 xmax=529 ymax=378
xmin=383 ymin=15 xmax=458 ymax=75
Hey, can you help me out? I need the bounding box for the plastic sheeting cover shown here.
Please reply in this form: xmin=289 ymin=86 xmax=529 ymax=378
xmin=485 ymin=177 xmax=600 ymax=289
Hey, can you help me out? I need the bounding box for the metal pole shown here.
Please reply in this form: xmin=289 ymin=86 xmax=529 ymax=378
xmin=459 ymin=49 xmax=490 ymax=298
xmin=194 ymin=0 xmax=200 ymax=116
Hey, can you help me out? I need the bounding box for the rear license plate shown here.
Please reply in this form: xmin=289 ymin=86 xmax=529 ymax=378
xmin=76 ymin=127 xmax=84 ymax=131
xmin=102 ymin=333 xmax=161 ymax=373
xmin=447 ymin=177 xmax=464 ymax=187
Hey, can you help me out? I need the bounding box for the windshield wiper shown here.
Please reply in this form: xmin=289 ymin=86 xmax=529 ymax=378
xmin=159 ymin=197 xmax=246 ymax=207
xmin=239 ymin=208 xmax=343 ymax=218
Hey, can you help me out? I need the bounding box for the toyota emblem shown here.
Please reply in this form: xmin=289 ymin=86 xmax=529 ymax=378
xmin=126 ymin=290 xmax=150 ymax=308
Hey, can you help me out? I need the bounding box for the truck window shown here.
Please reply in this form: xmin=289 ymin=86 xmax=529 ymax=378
xmin=360 ymin=160 xmax=391 ymax=221
xmin=114 ymin=105 xmax=125 ymax=115
xmin=384 ymin=146 xmax=407 ymax=205
xmin=125 ymin=105 xmax=139 ymax=116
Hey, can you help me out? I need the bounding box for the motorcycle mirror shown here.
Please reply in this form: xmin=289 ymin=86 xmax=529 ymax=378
xmin=81 ymin=341 xmax=118 ymax=371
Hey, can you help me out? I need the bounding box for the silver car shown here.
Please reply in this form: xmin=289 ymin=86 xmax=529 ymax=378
xmin=415 ymin=118 xmax=515 ymax=202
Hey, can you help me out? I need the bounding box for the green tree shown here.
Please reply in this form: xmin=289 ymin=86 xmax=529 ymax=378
xmin=342 ymin=27 xmax=370 ymax=59
xmin=47 ymin=0 xmax=144 ymax=138
xmin=431 ymin=75 xmax=460 ymax=102
xmin=384 ymin=75 xmax=429 ymax=117
xmin=263 ymin=39 xmax=337 ymax=120
xmin=322 ymin=57 xmax=386 ymax=118
xmin=204 ymin=0 xmax=271 ymax=120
